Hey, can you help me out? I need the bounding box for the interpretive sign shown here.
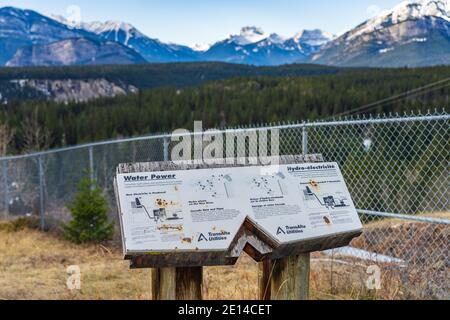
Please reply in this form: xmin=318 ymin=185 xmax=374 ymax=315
xmin=114 ymin=155 xmax=363 ymax=268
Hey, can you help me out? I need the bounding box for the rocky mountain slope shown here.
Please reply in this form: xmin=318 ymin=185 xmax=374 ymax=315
xmin=0 ymin=7 xmax=95 ymax=65
xmin=6 ymin=38 xmax=146 ymax=67
xmin=311 ymin=0 xmax=450 ymax=67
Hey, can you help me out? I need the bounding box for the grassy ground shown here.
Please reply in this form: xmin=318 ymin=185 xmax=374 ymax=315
xmin=0 ymin=221 xmax=261 ymax=300
xmin=0 ymin=226 xmax=151 ymax=300
xmin=0 ymin=213 xmax=448 ymax=300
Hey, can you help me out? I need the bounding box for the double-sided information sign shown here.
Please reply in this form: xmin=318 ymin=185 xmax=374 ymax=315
xmin=114 ymin=155 xmax=363 ymax=268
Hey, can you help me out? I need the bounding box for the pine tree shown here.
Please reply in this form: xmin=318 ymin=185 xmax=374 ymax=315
xmin=63 ymin=175 xmax=114 ymax=244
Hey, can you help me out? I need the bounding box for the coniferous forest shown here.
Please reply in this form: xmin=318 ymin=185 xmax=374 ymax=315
xmin=0 ymin=63 xmax=449 ymax=154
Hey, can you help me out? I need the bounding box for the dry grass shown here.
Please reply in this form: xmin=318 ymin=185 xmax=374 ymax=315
xmin=0 ymin=225 xmax=393 ymax=301
xmin=0 ymin=226 xmax=152 ymax=300
xmin=0 ymin=223 xmax=261 ymax=300
xmin=204 ymin=256 xmax=259 ymax=300
xmin=0 ymin=212 xmax=448 ymax=300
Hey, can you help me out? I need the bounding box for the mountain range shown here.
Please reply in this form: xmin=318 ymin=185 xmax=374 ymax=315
xmin=0 ymin=0 xmax=449 ymax=68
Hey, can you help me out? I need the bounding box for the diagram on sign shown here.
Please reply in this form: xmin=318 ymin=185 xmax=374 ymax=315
xmin=130 ymin=192 xmax=183 ymax=234
xmin=301 ymin=179 xmax=350 ymax=210
xmin=191 ymin=174 xmax=234 ymax=199
xmin=249 ymin=172 xmax=288 ymax=197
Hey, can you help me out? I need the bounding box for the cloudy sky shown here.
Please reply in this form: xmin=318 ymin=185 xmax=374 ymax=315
xmin=0 ymin=0 xmax=402 ymax=46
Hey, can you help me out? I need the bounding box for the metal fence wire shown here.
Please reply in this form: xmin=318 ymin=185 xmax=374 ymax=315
xmin=0 ymin=110 xmax=448 ymax=299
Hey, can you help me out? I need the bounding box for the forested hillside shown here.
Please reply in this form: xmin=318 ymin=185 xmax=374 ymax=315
xmin=1 ymin=65 xmax=449 ymax=154
xmin=0 ymin=62 xmax=343 ymax=90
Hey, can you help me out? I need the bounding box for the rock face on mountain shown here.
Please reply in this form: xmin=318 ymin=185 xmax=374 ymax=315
xmin=4 ymin=78 xmax=138 ymax=103
xmin=22 ymin=78 xmax=138 ymax=103
xmin=311 ymin=0 xmax=450 ymax=67
xmin=6 ymin=38 xmax=146 ymax=67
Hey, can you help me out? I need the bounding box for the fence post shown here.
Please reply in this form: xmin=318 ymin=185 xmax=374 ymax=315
xmin=163 ymin=137 xmax=170 ymax=162
xmin=89 ymin=146 xmax=95 ymax=182
xmin=302 ymin=125 xmax=308 ymax=155
xmin=38 ymin=155 xmax=45 ymax=230
xmin=2 ymin=160 xmax=9 ymax=219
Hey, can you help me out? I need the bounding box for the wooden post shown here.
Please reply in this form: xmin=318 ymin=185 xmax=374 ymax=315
xmin=38 ymin=155 xmax=45 ymax=231
xmin=152 ymin=267 xmax=203 ymax=300
xmin=258 ymin=260 xmax=272 ymax=300
xmin=272 ymin=254 xmax=310 ymax=300
xmin=151 ymin=268 xmax=161 ymax=300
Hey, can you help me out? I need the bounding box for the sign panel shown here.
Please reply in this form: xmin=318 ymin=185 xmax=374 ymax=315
xmin=116 ymin=162 xmax=362 ymax=255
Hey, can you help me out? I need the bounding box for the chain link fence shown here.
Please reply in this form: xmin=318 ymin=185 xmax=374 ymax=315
xmin=0 ymin=111 xmax=448 ymax=299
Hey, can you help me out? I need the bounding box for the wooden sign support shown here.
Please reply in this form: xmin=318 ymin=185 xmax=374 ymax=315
xmin=152 ymin=267 xmax=202 ymax=300
xmin=115 ymin=154 xmax=363 ymax=301
xmin=259 ymin=255 xmax=310 ymax=300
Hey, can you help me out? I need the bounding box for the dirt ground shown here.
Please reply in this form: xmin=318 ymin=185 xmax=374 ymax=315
xmin=0 ymin=213 xmax=448 ymax=300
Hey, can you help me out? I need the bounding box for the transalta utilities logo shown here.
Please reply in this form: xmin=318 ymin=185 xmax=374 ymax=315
xmin=197 ymin=230 xmax=231 ymax=242
xmin=277 ymin=225 xmax=306 ymax=235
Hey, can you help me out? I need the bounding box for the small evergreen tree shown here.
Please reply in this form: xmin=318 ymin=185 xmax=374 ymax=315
xmin=63 ymin=175 xmax=114 ymax=244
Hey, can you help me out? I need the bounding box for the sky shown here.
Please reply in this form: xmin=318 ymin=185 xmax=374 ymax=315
xmin=0 ymin=0 xmax=402 ymax=46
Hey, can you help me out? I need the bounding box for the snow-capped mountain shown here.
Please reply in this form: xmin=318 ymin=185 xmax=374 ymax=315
xmin=295 ymin=29 xmax=334 ymax=46
xmin=312 ymin=0 xmax=450 ymax=67
xmin=229 ymin=26 xmax=270 ymax=45
xmin=282 ymin=29 xmax=335 ymax=58
xmin=76 ymin=20 xmax=199 ymax=62
xmin=202 ymin=26 xmax=333 ymax=65
xmin=190 ymin=43 xmax=211 ymax=52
